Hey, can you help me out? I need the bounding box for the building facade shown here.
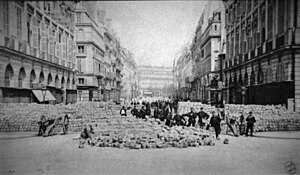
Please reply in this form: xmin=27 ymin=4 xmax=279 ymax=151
xmin=138 ymin=66 xmax=173 ymax=97
xmin=120 ymin=49 xmax=138 ymax=104
xmin=190 ymin=1 xmax=225 ymax=104
xmin=75 ymin=2 xmax=106 ymax=102
xmin=222 ymin=0 xmax=300 ymax=111
xmin=0 ymin=1 xmax=77 ymax=104
xmin=75 ymin=2 xmax=124 ymax=103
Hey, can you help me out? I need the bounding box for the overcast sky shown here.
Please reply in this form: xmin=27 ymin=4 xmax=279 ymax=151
xmin=98 ymin=1 xmax=208 ymax=67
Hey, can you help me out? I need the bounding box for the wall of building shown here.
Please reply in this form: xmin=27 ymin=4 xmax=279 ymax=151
xmin=0 ymin=1 xmax=77 ymax=104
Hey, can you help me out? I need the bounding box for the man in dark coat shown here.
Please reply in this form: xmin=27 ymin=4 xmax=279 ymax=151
xmin=238 ymin=112 xmax=245 ymax=135
xmin=131 ymin=106 xmax=138 ymax=118
xmin=210 ymin=111 xmax=222 ymax=140
xmin=245 ymin=111 xmax=256 ymax=136
xmin=138 ymin=106 xmax=146 ymax=119
xmin=183 ymin=107 xmax=197 ymax=127
xmin=197 ymin=107 xmax=209 ymax=129
xmin=173 ymin=112 xmax=182 ymax=126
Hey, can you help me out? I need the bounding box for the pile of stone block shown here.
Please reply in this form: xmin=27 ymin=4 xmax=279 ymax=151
xmin=177 ymin=102 xmax=300 ymax=132
xmin=89 ymin=118 xmax=214 ymax=149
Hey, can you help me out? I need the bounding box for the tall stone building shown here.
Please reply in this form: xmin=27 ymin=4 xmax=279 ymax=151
xmin=75 ymin=2 xmax=124 ymax=103
xmin=75 ymin=2 xmax=106 ymax=102
xmin=138 ymin=66 xmax=173 ymax=97
xmin=222 ymin=0 xmax=300 ymax=111
xmin=0 ymin=1 xmax=77 ymax=104
xmin=190 ymin=1 xmax=225 ymax=104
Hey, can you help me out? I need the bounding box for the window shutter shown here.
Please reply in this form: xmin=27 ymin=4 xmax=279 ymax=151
xmin=62 ymin=34 xmax=66 ymax=60
xmin=49 ymin=36 xmax=54 ymax=56
xmin=81 ymin=60 xmax=86 ymax=72
xmin=69 ymin=38 xmax=72 ymax=61
xmin=40 ymin=22 xmax=47 ymax=52
xmin=66 ymin=35 xmax=69 ymax=60
xmin=32 ymin=17 xmax=39 ymax=49
xmin=55 ymin=42 xmax=60 ymax=58
xmin=21 ymin=9 xmax=27 ymax=42
xmin=9 ymin=3 xmax=17 ymax=37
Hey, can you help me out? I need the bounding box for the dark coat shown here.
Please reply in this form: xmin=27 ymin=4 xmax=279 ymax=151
xmin=131 ymin=108 xmax=138 ymax=116
xmin=246 ymin=115 xmax=256 ymax=124
xmin=210 ymin=114 xmax=221 ymax=128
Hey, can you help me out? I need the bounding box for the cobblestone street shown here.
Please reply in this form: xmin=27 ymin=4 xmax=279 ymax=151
xmin=1 ymin=131 xmax=299 ymax=175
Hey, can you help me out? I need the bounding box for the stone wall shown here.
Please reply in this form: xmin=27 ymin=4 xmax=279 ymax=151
xmin=0 ymin=102 xmax=121 ymax=132
xmin=178 ymin=102 xmax=300 ymax=132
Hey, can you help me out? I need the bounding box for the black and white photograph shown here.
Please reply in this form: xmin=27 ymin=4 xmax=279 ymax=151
xmin=0 ymin=0 xmax=299 ymax=174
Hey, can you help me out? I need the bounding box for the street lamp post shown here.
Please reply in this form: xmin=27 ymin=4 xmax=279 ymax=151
xmin=41 ymin=87 xmax=47 ymax=104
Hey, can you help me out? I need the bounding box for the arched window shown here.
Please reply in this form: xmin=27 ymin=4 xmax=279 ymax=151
xmin=47 ymin=74 xmax=52 ymax=86
xmin=18 ymin=67 xmax=26 ymax=88
xmin=257 ymin=69 xmax=263 ymax=84
xmin=39 ymin=71 xmax=44 ymax=84
xmin=55 ymin=75 xmax=59 ymax=88
xmin=238 ymin=73 xmax=243 ymax=86
xmin=66 ymin=77 xmax=70 ymax=89
xmin=72 ymin=78 xmax=76 ymax=89
xmin=30 ymin=70 xmax=36 ymax=88
xmin=265 ymin=67 xmax=273 ymax=83
xmin=5 ymin=64 xmax=14 ymax=87
xmin=61 ymin=76 xmax=65 ymax=89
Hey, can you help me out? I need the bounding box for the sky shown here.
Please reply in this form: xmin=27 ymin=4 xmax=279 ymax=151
xmin=98 ymin=1 xmax=208 ymax=67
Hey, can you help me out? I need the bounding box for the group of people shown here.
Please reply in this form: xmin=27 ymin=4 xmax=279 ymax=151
xmin=121 ymin=102 xmax=257 ymax=140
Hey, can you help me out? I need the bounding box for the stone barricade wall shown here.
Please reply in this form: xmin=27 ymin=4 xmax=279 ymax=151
xmin=0 ymin=102 xmax=121 ymax=132
xmin=178 ymin=102 xmax=300 ymax=132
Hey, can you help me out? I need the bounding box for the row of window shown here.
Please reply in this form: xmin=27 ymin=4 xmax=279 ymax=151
xmin=2 ymin=2 xmax=76 ymax=69
xmin=226 ymin=0 xmax=287 ymax=63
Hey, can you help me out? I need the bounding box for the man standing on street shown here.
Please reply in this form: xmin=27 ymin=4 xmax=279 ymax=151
xmin=245 ymin=111 xmax=256 ymax=137
xmin=183 ymin=107 xmax=197 ymax=127
xmin=238 ymin=111 xmax=245 ymax=135
xmin=210 ymin=110 xmax=222 ymax=140
xmin=131 ymin=106 xmax=138 ymax=118
xmin=197 ymin=107 xmax=209 ymax=129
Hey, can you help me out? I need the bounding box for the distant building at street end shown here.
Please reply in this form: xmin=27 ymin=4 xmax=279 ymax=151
xmin=138 ymin=65 xmax=173 ymax=98
xmin=0 ymin=1 xmax=77 ymax=104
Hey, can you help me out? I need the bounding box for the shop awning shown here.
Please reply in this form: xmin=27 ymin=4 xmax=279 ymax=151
xmin=32 ymin=90 xmax=56 ymax=102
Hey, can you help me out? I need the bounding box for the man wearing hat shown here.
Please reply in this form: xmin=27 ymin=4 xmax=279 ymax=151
xmin=183 ymin=107 xmax=197 ymax=127
xmin=210 ymin=110 xmax=222 ymax=140
xmin=197 ymin=107 xmax=209 ymax=129
xmin=245 ymin=111 xmax=256 ymax=136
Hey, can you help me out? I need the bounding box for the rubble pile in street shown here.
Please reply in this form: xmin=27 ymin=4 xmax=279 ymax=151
xmin=178 ymin=102 xmax=300 ymax=132
xmin=89 ymin=118 xmax=214 ymax=149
